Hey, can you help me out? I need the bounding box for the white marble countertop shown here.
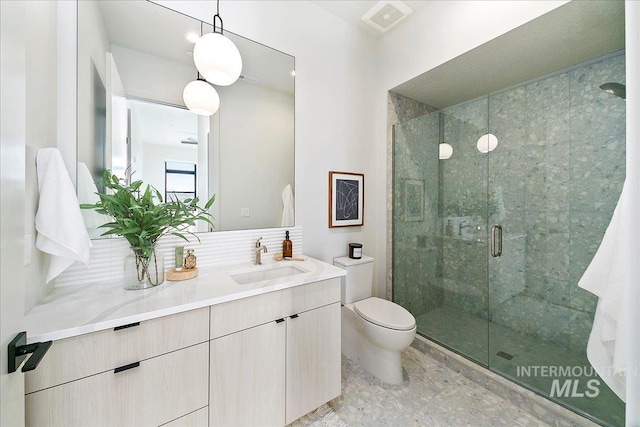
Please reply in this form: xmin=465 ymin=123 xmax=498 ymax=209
xmin=25 ymin=256 xmax=346 ymax=343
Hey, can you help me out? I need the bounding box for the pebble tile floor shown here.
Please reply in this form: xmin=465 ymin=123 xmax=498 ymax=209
xmin=291 ymin=347 xmax=550 ymax=427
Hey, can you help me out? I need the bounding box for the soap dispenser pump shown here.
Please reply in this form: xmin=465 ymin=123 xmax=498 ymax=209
xmin=283 ymin=231 xmax=293 ymax=258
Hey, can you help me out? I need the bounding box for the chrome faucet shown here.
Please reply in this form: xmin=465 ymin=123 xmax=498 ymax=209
xmin=254 ymin=237 xmax=267 ymax=265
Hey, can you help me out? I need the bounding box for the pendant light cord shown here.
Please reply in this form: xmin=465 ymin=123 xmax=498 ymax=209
xmin=196 ymin=21 xmax=205 ymax=81
xmin=213 ymin=0 xmax=224 ymax=34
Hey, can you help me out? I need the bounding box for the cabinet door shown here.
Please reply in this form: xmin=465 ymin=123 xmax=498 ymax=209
xmin=210 ymin=320 xmax=286 ymax=427
xmin=285 ymin=303 xmax=341 ymax=425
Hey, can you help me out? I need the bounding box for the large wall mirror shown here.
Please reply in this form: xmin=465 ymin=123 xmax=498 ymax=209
xmin=77 ymin=0 xmax=295 ymax=237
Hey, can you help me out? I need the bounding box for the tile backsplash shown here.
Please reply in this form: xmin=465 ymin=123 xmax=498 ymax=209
xmin=55 ymin=227 xmax=303 ymax=287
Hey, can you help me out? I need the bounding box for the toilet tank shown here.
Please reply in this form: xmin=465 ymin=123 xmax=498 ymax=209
xmin=333 ymin=255 xmax=374 ymax=303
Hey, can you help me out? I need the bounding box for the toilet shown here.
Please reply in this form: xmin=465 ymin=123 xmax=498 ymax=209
xmin=333 ymin=255 xmax=416 ymax=384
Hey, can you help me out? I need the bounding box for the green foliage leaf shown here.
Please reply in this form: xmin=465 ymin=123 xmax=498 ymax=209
xmin=80 ymin=170 xmax=216 ymax=254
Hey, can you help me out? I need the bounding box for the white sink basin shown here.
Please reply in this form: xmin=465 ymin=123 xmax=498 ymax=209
xmin=231 ymin=265 xmax=306 ymax=285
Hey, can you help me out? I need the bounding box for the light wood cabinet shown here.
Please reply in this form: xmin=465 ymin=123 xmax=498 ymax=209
xmin=210 ymin=320 xmax=286 ymax=426
xmin=25 ymin=277 xmax=341 ymax=427
xmin=208 ymin=278 xmax=341 ymax=427
xmin=285 ymin=303 xmax=341 ymax=424
xmin=26 ymin=307 xmax=210 ymax=394
xmin=26 ymin=342 xmax=209 ymax=427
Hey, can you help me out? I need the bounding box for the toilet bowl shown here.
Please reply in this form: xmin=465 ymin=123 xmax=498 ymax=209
xmin=334 ymin=256 xmax=416 ymax=384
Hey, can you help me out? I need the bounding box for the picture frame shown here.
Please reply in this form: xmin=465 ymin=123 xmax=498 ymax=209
xmin=404 ymin=179 xmax=424 ymax=222
xmin=329 ymin=171 xmax=364 ymax=228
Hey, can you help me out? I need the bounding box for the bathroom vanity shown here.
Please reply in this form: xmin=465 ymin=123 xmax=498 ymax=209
xmin=23 ymin=257 xmax=344 ymax=426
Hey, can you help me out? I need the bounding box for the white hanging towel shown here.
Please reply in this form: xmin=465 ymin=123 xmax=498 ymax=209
xmin=35 ymin=148 xmax=92 ymax=283
xmin=281 ymin=184 xmax=294 ymax=227
xmin=77 ymin=162 xmax=108 ymax=238
xmin=578 ymin=181 xmax=629 ymax=402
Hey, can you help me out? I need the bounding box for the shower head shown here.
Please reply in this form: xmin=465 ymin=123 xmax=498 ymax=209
xmin=599 ymin=82 xmax=626 ymax=100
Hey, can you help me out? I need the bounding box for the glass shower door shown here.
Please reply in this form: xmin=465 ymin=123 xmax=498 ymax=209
xmin=393 ymin=99 xmax=491 ymax=366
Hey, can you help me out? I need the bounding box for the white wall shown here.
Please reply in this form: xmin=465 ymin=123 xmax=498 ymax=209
xmin=156 ymin=0 xmax=382 ymax=291
xmin=23 ymin=1 xmax=60 ymax=312
xmin=1 ymin=1 xmax=27 ymax=423
xmin=215 ymin=81 xmax=294 ymax=231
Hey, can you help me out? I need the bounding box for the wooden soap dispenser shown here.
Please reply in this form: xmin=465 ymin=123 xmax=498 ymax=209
xmin=283 ymin=231 xmax=293 ymax=258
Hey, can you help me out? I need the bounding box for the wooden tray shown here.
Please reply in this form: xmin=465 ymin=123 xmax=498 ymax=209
xmin=166 ymin=267 xmax=198 ymax=281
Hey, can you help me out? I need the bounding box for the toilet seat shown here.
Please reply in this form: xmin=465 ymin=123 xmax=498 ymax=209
xmin=354 ymin=297 xmax=416 ymax=331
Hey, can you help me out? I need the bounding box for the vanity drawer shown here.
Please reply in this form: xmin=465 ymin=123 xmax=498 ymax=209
xmin=210 ymin=278 xmax=340 ymax=339
xmin=26 ymin=342 xmax=209 ymax=427
xmin=26 ymin=307 xmax=209 ymax=393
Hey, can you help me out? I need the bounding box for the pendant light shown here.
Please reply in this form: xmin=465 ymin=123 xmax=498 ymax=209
xmin=476 ymin=133 xmax=499 ymax=153
xmin=183 ymin=74 xmax=220 ymax=116
xmin=439 ymin=143 xmax=453 ymax=160
xmin=438 ymin=112 xmax=453 ymax=160
xmin=183 ymin=22 xmax=220 ymax=116
xmin=193 ymin=0 xmax=242 ymax=86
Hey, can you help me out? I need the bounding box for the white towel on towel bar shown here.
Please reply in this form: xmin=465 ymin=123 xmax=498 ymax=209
xmin=281 ymin=184 xmax=294 ymax=227
xmin=578 ymin=181 xmax=629 ymax=402
xmin=35 ymin=148 xmax=92 ymax=283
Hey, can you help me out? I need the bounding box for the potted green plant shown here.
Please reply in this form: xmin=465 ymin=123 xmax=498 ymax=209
xmin=81 ymin=170 xmax=215 ymax=290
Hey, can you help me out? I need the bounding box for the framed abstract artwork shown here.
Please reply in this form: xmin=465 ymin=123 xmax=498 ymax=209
xmin=328 ymin=171 xmax=364 ymax=228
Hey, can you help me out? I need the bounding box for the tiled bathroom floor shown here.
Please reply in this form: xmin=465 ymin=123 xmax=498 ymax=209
xmin=292 ymin=347 xmax=551 ymax=427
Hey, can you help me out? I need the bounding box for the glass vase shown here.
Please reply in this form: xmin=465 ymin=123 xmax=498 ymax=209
xmin=123 ymin=246 xmax=165 ymax=290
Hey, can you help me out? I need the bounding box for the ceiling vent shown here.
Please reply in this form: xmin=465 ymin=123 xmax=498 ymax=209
xmin=361 ymin=1 xmax=413 ymax=33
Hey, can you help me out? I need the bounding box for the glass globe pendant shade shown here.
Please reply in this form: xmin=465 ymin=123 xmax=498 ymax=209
xmin=193 ymin=32 xmax=242 ymax=86
xmin=477 ymin=133 xmax=499 ymax=153
xmin=439 ymin=143 xmax=453 ymax=159
xmin=183 ymin=80 xmax=220 ymax=116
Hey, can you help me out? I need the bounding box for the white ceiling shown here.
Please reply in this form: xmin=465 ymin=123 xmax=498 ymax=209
xmin=311 ymin=1 xmax=427 ymax=38
xmin=391 ymin=0 xmax=625 ymax=109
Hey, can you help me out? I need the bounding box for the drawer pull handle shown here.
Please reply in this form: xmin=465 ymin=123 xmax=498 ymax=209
xmin=275 ymin=318 xmax=285 ymax=324
xmin=290 ymin=314 xmax=299 ymax=319
xmin=114 ymin=362 xmax=140 ymax=374
xmin=114 ymin=322 xmax=140 ymax=331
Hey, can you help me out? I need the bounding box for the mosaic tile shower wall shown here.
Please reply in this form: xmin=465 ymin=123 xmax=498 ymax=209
xmin=393 ymin=52 xmax=625 ymax=349
xmin=488 ymin=53 xmax=626 ymax=351
xmin=393 ymin=113 xmax=443 ymax=316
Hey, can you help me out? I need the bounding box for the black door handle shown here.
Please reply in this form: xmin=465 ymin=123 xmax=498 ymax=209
xmin=290 ymin=314 xmax=299 ymax=319
xmin=8 ymin=332 xmax=52 ymax=373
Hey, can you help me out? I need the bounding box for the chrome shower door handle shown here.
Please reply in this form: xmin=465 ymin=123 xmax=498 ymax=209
xmin=491 ymin=225 xmax=503 ymax=257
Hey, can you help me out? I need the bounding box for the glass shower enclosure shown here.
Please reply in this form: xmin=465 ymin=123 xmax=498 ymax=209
xmin=392 ymin=52 xmax=626 ymax=426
